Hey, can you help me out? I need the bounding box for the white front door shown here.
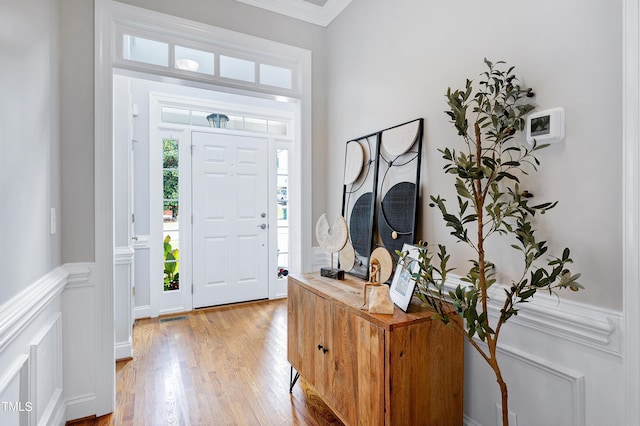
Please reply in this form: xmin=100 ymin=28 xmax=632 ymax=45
xmin=192 ymin=131 xmax=269 ymax=308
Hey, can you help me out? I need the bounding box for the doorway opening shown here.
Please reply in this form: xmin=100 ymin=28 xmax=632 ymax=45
xmin=97 ymin=0 xmax=312 ymax=414
xmin=140 ymin=88 xmax=296 ymax=314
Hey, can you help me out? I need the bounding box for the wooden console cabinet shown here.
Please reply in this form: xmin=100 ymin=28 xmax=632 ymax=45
xmin=287 ymin=273 xmax=464 ymax=426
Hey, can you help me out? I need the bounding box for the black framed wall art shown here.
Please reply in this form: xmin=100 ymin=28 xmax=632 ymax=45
xmin=340 ymin=118 xmax=423 ymax=281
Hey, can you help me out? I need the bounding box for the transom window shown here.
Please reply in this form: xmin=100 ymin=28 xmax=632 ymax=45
xmin=115 ymin=27 xmax=298 ymax=96
xmin=160 ymin=106 xmax=289 ymax=136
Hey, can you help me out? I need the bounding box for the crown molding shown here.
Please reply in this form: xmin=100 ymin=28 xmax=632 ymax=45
xmin=235 ymin=0 xmax=351 ymax=27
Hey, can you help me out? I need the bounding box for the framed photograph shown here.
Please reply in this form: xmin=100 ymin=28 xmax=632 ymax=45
xmin=389 ymin=244 xmax=421 ymax=312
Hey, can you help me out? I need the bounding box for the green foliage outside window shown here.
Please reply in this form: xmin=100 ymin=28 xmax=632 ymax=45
xmin=163 ymin=139 xmax=179 ymax=219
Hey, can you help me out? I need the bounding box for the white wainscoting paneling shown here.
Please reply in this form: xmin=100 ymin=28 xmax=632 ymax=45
xmin=0 ymin=265 xmax=71 ymax=426
xmin=133 ymin=235 xmax=151 ymax=319
xmin=62 ymin=262 xmax=97 ymax=422
xmin=115 ymin=246 xmax=134 ymax=359
xmin=443 ymin=273 xmax=624 ymax=425
xmin=30 ymin=313 xmax=64 ymax=426
xmin=0 ymin=355 xmax=29 ymax=426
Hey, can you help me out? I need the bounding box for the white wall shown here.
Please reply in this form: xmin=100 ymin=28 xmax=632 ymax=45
xmin=326 ymin=0 xmax=622 ymax=310
xmin=325 ymin=0 xmax=623 ymax=424
xmin=61 ymin=0 xmax=95 ymax=264
xmin=0 ymin=0 xmax=62 ymax=306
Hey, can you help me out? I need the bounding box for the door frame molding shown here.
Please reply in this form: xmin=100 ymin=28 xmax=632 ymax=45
xmin=149 ymin=120 xmax=192 ymax=317
xmin=95 ymin=0 xmax=312 ymax=414
xmin=148 ymin=92 xmax=296 ymax=314
xmin=623 ymin=0 xmax=640 ymax=423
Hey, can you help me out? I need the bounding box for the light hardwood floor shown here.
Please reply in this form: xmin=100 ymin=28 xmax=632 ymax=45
xmin=68 ymin=299 xmax=342 ymax=426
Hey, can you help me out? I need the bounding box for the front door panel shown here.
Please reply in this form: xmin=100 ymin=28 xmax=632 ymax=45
xmin=192 ymin=131 xmax=268 ymax=308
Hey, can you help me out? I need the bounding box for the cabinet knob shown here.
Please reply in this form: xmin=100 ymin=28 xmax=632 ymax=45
xmin=317 ymin=344 xmax=328 ymax=354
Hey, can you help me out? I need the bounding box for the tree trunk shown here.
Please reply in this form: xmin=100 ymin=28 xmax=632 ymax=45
xmin=497 ymin=371 xmax=509 ymax=426
xmin=487 ymin=349 xmax=509 ymax=426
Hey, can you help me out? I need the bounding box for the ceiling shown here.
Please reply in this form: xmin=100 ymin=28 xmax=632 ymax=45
xmin=234 ymin=0 xmax=352 ymax=27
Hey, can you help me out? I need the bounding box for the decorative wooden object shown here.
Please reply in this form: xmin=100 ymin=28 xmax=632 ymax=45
xmin=287 ymin=273 xmax=464 ymax=426
xmin=361 ymin=257 xmax=381 ymax=308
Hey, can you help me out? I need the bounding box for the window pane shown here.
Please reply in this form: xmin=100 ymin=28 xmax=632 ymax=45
xmin=244 ymin=117 xmax=267 ymax=133
xmin=278 ymin=253 xmax=289 ymax=269
xmin=123 ymin=35 xmax=168 ymax=67
xmin=276 ymin=147 xmax=289 ymax=280
xmin=268 ymin=120 xmax=288 ymax=135
xmin=190 ymin=110 xmax=212 ymax=127
xmin=225 ymin=115 xmax=244 ymax=130
xmin=163 ymin=139 xmax=179 ymax=168
xmin=220 ymin=55 xmax=255 ymax=82
xmin=277 ymin=149 xmax=288 ymax=173
xmin=278 ymin=227 xmax=289 ymax=253
xmin=175 ymin=45 xmax=214 ymax=75
xmin=161 ymin=107 xmax=190 ymax=125
xmin=163 ymin=137 xmax=180 ymax=291
xmin=260 ymin=64 xmax=292 ymax=89
xmin=163 ymin=231 xmax=180 ymax=291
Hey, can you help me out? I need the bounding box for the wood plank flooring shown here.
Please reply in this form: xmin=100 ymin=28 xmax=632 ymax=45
xmin=68 ymin=299 xmax=343 ymax=426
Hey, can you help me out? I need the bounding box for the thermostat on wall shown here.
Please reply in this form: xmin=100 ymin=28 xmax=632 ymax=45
xmin=526 ymin=107 xmax=565 ymax=145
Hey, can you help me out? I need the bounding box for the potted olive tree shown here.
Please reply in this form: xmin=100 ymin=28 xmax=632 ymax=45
xmin=402 ymin=59 xmax=582 ymax=426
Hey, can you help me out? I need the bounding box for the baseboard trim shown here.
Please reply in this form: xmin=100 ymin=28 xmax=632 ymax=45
xmin=134 ymin=305 xmax=152 ymax=319
xmin=115 ymin=340 xmax=133 ymax=360
xmin=65 ymin=393 xmax=97 ymax=422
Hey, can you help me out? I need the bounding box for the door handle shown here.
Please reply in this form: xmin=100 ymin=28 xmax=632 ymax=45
xmin=258 ymin=223 xmax=267 ymax=229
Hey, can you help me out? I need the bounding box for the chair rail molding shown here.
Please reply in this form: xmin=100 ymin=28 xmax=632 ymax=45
xmin=442 ymin=275 xmax=621 ymax=356
xmin=0 ymin=267 xmax=68 ymax=354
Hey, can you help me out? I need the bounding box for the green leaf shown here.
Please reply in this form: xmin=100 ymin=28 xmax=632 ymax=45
xmin=455 ymin=178 xmax=473 ymax=199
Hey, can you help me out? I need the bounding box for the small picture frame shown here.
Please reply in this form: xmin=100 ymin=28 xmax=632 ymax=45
xmin=389 ymin=243 xmax=421 ymax=312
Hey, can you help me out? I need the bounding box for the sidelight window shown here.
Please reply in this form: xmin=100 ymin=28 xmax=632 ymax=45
xmin=163 ymin=138 xmax=180 ymax=291
xmin=277 ymin=148 xmax=289 ymax=279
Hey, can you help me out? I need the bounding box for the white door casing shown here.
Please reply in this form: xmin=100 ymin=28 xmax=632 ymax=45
xmin=192 ymin=131 xmax=269 ymax=307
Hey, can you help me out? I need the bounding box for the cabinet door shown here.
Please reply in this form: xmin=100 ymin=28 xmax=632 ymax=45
xmin=287 ymin=282 xmax=330 ymax=394
xmin=326 ymin=304 xmax=385 ymax=426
